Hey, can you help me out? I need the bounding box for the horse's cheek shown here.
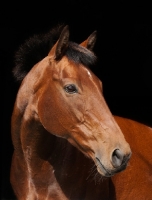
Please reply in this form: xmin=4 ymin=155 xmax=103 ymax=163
xmin=37 ymin=91 xmax=68 ymax=137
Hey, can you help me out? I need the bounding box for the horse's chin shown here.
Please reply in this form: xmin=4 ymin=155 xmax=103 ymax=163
xmin=96 ymin=164 xmax=114 ymax=178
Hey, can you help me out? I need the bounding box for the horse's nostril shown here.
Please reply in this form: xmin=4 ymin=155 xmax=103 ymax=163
xmin=111 ymin=149 xmax=124 ymax=168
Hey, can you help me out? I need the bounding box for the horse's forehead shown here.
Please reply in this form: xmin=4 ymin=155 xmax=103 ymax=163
xmin=64 ymin=65 xmax=94 ymax=84
xmin=61 ymin=61 xmax=79 ymax=77
xmin=54 ymin=57 xmax=92 ymax=79
xmin=47 ymin=56 xmax=99 ymax=89
xmin=82 ymin=67 xmax=92 ymax=78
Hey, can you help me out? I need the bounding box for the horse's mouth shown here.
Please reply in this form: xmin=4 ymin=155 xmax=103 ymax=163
xmin=95 ymin=157 xmax=128 ymax=177
xmin=95 ymin=157 xmax=113 ymax=177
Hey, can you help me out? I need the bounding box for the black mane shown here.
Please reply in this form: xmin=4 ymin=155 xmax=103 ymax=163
xmin=13 ymin=25 xmax=97 ymax=82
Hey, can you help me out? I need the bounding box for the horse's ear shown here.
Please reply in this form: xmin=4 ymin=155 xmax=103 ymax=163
xmin=80 ymin=31 xmax=97 ymax=51
xmin=48 ymin=25 xmax=70 ymax=60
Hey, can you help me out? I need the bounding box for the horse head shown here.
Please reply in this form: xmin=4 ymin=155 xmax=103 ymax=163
xmin=23 ymin=25 xmax=131 ymax=177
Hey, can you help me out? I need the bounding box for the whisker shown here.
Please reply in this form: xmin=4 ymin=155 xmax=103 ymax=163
xmin=86 ymin=163 xmax=97 ymax=181
xmin=86 ymin=162 xmax=105 ymax=185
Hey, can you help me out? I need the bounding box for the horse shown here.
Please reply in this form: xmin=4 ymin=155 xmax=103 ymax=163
xmin=10 ymin=24 xmax=152 ymax=200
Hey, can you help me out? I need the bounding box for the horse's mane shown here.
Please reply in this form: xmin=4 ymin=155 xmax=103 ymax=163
xmin=13 ymin=24 xmax=97 ymax=82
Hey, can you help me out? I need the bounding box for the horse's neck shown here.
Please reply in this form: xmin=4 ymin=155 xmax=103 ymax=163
xmin=12 ymin=96 xmax=80 ymax=168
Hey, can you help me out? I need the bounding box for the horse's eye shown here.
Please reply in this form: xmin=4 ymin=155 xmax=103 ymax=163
xmin=64 ymin=84 xmax=78 ymax=94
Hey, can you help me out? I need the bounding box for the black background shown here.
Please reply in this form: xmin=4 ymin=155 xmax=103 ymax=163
xmin=2 ymin=1 xmax=152 ymax=199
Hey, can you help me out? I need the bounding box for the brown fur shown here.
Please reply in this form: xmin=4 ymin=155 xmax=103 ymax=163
xmin=11 ymin=25 xmax=152 ymax=200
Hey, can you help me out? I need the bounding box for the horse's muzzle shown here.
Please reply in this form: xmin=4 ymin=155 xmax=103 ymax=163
xmin=95 ymin=150 xmax=132 ymax=177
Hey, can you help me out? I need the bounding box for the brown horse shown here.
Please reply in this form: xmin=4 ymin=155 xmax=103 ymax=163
xmin=10 ymin=25 xmax=152 ymax=200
